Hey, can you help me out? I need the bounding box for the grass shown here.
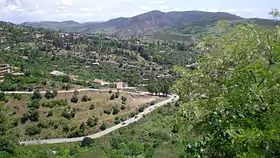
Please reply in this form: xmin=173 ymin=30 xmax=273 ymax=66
xmin=6 ymin=91 xmax=162 ymax=140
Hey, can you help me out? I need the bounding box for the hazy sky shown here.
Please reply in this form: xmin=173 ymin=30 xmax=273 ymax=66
xmin=0 ymin=0 xmax=279 ymax=23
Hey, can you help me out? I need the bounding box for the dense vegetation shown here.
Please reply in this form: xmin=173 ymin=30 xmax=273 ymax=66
xmin=1 ymin=9 xmax=280 ymax=158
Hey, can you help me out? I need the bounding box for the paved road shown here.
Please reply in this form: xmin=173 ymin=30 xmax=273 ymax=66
xmin=18 ymin=92 xmax=179 ymax=145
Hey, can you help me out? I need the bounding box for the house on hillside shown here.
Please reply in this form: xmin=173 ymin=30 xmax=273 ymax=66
xmin=92 ymin=79 xmax=110 ymax=86
xmin=0 ymin=64 xmax=11 ymax=82
xmin=50 ymin=71 xmax=66 ymax=76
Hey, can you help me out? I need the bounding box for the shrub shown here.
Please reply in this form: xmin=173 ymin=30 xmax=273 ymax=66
xmin=61 ymin=110 xmax=72 ymax=120
xmin=37 ymin=120 xmax=49 ymax=128
xmin=115 ymin=92 xmax=119 ymax=98
xmin=112 ymin=105 xmax=119 ymax=115
xmin=71 ymin=95 xmax=78 ymax=103
xmin=81 ymin=95 xmax=88 ymax=102
xmin=45 ymin=90 xmax=56 ymax=99
xmin=129 ymin=112 xmax=137 ymax=118
xmin=138 ymin=106 xmax=145 ymax=113
xmin=25 ymin=126 xmax=41 ymax=136
xmin=121 ymin=105 xmax=126 ymax=110
xmin=31 ymin=90 xmax=42 ymax=100
xmin=110 ymin=94 xmax=115 ymax=100
xmin=29 ymin=109 xmax=39 ymax=122
xmin=109 ymin=90 xmax=112 ymax=93
xmin=28 ymin=100 xmax=40 ymax=109
xmin=104 ymin=109 xmax=112 ymax=115
xmin=73 ymin=90 xmax=79 ymax=95
xmin=47 ymin=111 xmax=53 ymax=117
xmin=81 ymin=137 xmax=93 ymax=147
xmin=21 ymin=113 xmax=29 ymax=124
xmin=121 ymin=96 xmax=127 ymax=102
xmin=86 ymin=117 xmax=97 ymax=127
xmin=89 ymin=104 xmax=95 ymax=110
xmin=100 ymin=122 xmax=107 ymax=131
xmin=63 ymin=125 xmax=70 ymax=132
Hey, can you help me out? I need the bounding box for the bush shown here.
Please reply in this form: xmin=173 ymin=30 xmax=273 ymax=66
xmin=89 ymin=104 xmax=95 ymax=110
xmin=112 ymin=105 xmax=120 ymax=115
xmin=121 ymin=96 xmax=127 ymax=102
xmin=47 ymin=111 xmax=53 ymax=117
xmin=73 ymin=90 xmax=79 ymax=95
xmin=138 ymin=106 xmax=145 ymax=113
xmin=121 ymin=105 xmax=126 ymax=110
xmin=100 ymin=122 xmax=107 ymax=131
xmin=129 ymin=112 xmax=137 ymax=118
xmin=29 ymin=109 xmax=39 ymax=122
xmin=115 ymin=92 xmax=119 ymax=98
xmin=71 ymin=95 xmax=78 ymax=103
xmin=86 ymin=117 xmax=97 ymax=127
xmin=31 ymin=90 xmax=42 ymax=100
xmin=81 ymin=137 xmax=93 ymax=147
xmin=37 ymin=120 xmax=49 ymax=128
xmin=110 ymin=94 xmax=115 ymax=100
xmin=21 ymin=113 xmax=29 ymax=124
xmin=12 ymin=93 xmax=22 ymax=100
xmin=45 ymin=90 xmax=56 ymax=99
xmin=81 ymin=95 xmax=88 ymax=102
xmin=25 ymin=126 xmax=41 ymax=136
xmin=63 ymin=125 xmax=70 ymax=132
xmin=109 ymin=90 xmax=112 ymax=93
xmin=28 ymin=100 xmax=40 ymax=109
xmin=104 ymin=109 xmax=112 ymax=115
xmin=61 ymin=110 xmax=72 ymax=120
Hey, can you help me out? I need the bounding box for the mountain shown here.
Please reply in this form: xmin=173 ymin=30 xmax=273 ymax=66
xmin=22 ymin=10 xmax=242 ymax=34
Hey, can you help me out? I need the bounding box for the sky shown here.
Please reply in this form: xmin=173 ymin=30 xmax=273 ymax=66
xmin=0 ymin=0 xmax=279 ymax=23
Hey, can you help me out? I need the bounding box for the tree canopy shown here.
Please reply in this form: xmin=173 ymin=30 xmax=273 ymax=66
xmin=174 ymin=21 xmax=280 ymax=157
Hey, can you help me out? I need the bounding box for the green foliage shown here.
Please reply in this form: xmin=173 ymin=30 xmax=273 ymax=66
xmin=81 ymin=94 xmax=89 ymax=102
xmin=86 ymin=117 xmax=98 ymax=127
xmin=121 ymin=96 xmax=127 ymax=102
xmin=25 ymin=126 xmax=41 ymax=136
xmin=174 ymin=22 xmax=280 ymax=157
xmin=0 ymin=93 xmax=6 ymax=102
xmin=89 ymin=104 xmax=95 ymax=110
xmin=110 ymin=94 xmax=115 ymax=100
xmin=44 ymin=90 xmax=56 ymax=99
xmin=70 ymin=95 xmax=78 ymax=103
xmin=104 ymin=108 xmax=112 ymax=115
xmin=100 ymin=121 xmax=107 ymax=131
xmin=28 ymin=99 xmax=40 ymax=109
xmin=31 ymin=90 xmax=42 ymax=100
xmin=112 ymin=105 xmax=120 ymax=115
xmin=41 ymin=99 xmax=67 ymax=108
xmin=138 ymin=106 xmax=145 ymax=113
xmin=121 ymin=105 xmax=126 ymax=110
xmin=81 ymin=137 xmax=94 ymax=147
xmin=0 ymin=136 xmax=17 ymax=154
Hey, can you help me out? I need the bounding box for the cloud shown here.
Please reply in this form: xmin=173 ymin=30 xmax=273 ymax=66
xmin=151 ymin=0 xmax=167 ymax=4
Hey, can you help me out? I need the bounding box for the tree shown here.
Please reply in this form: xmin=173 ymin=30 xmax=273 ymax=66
xmin=25 ymin=126 xmax=41 ymax=136
xmin=0 ymin=136 xmax=17 ymax=154
xmin=81 ymin=95 xmax=88 ymax=102
xmin=31 ymin=90 xmax=42 ymax=100
xmin=121 ymin=96 xmax=127 ymax=102
xmin=81 ymin=137 xmax=94 ymax=147
xmin=100 ymin=121 xmax=107 ymax=131
xmin=86 ymin=117 xmax=97 ymax=127
xmin=110 ymin=94 xmax=115 ymax=100
xmin=71 ymin=95 xmax=78 ymax=103
xmin=0 ymin=92 xmax=6 ymax=102
xmin=112 ymin=105 xmax=120 ymax=115
xmin=174 ymin=21 xmax=280 ymax=157
xmin=28 ymin=100 xmax=40 ymax=109
xmin=28 ymin=109 xmax=39 ymax=122
xmin=45 ymin=90 xmax=55 ymax=99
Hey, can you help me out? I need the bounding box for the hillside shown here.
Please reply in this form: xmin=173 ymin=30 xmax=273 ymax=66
xmin=22 ymin=10 xmax=243 ymax=36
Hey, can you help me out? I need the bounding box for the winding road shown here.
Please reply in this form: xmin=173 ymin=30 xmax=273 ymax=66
xmin=2 ymin=89 xmax=179 ymax=145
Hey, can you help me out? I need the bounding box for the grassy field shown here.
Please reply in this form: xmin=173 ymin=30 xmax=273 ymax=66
xmin=6 ymin=91 xmax=163 ymax=140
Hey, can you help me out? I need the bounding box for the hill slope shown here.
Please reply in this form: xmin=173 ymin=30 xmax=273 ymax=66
xmin=22 ymin=10 xmax=243 ymax=36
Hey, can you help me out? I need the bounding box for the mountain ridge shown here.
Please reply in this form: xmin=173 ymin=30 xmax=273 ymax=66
xmin=22 ymin=10 xmax=274 ymax=37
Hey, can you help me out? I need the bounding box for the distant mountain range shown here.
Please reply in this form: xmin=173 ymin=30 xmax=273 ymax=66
xmin=22 ymin=10 xmax=275 ymax=37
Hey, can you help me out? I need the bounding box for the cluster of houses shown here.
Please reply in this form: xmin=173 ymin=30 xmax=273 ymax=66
xmin=0 ymin=64 xmax=24 ymax=82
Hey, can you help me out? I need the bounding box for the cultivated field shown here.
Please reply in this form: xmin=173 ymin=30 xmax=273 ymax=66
xmin=6 ymin=91 xmax=163 ymax=140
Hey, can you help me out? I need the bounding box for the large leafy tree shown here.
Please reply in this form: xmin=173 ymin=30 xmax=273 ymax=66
xmin=174 ymin=17 xmax=280 ymax=157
